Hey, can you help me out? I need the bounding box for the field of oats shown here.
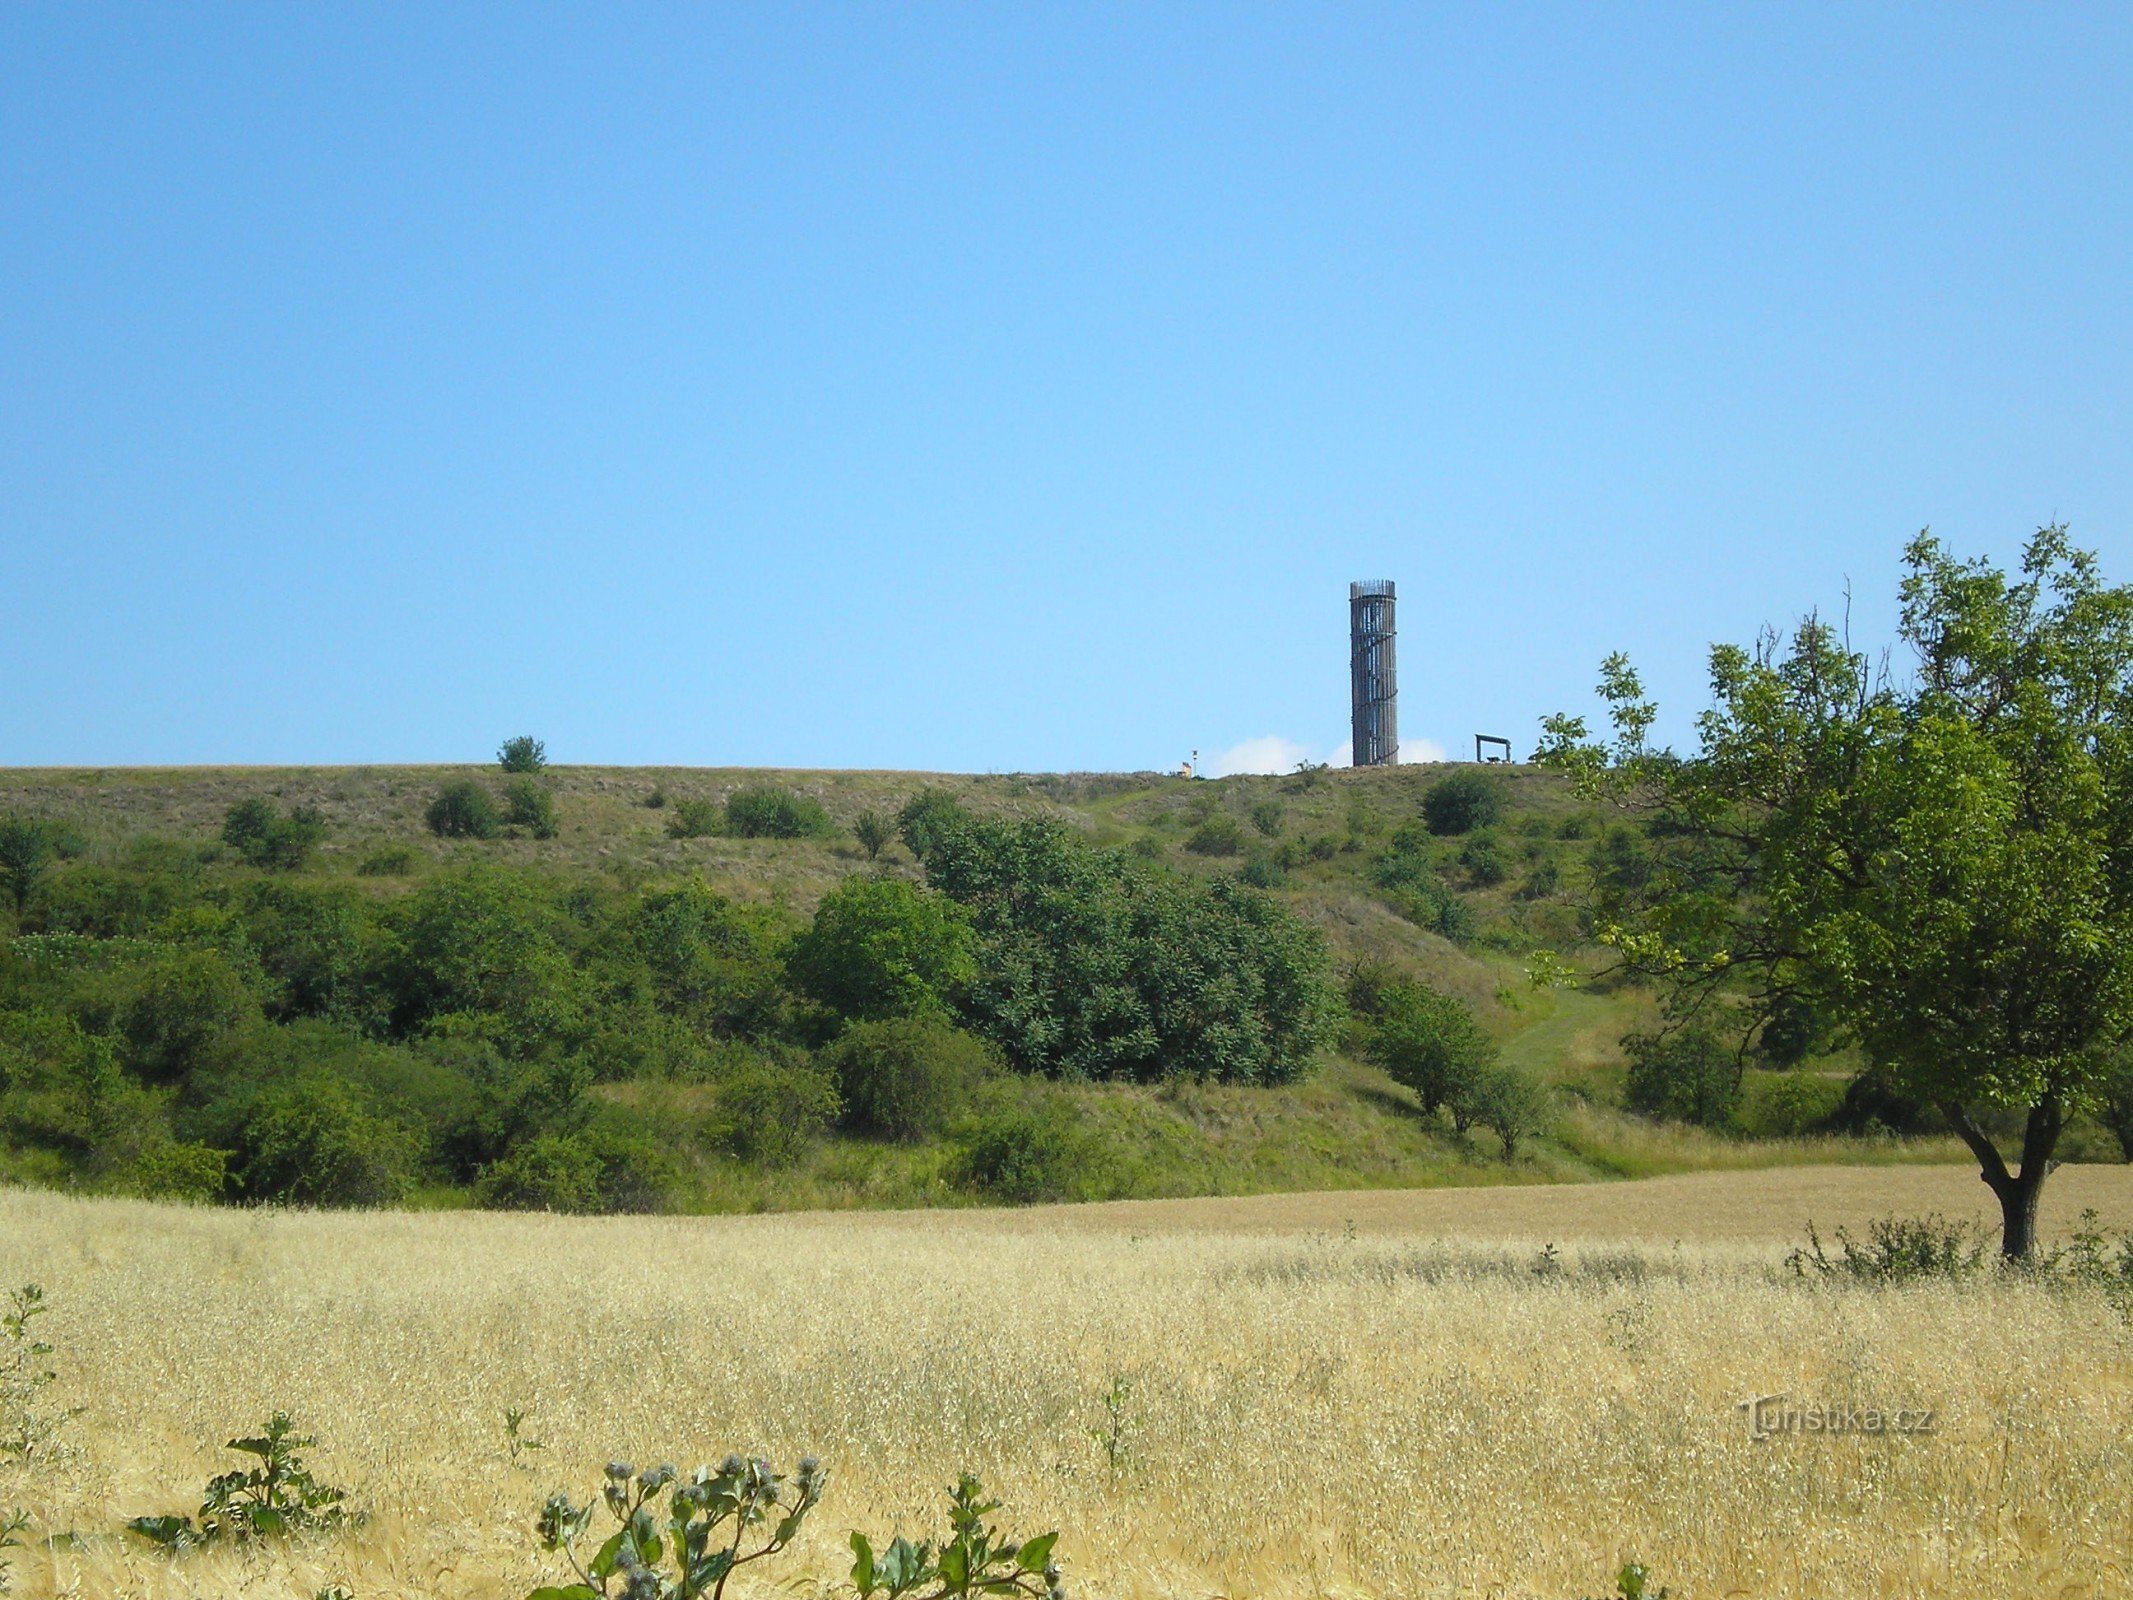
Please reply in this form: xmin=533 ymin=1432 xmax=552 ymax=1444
xmin=5 ymin=1166 xmax=2132 ymax=1600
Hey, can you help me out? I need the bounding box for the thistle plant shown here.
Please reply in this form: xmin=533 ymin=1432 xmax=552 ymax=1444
xmin=127 ymin=1412 xmax=350 ymax=1549
xmin=526 ymin=1457 xmax=1065 ymax=1600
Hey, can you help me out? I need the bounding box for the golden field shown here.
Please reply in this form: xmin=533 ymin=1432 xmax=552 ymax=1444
xmin=4 ymin=1167 xmax=2132 ymax=1600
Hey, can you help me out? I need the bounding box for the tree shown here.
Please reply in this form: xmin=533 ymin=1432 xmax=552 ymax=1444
xmin=786 ymin=875 xmax=974 ymax=1022
xmin=498 ymin=736 xmax=547 ymax=774
xmin=0 ymin=815 xmax=54 ymax=917
xmin=1469 ymin=1062 xmax=1551 ymax=1159
xmin=724 ymin=786 xmax=832 ymax=840
xmin=1622 ymin=1023 xmax=1739 ymax=1129
xmin=1422 ymin=771 xmax=1504 ymax=836
xmin=1364 ymin=981 xmax=1493 ymax=1122
xmin=222 ymin=799 xmax=327 ymax=870
xmin=426 ymin=780 xmax=501 ymax=840
xmin=1539 ymin=528 xmax=2133 ymax=1256
xmin=501 ymin=777 xmax=558 ymax=840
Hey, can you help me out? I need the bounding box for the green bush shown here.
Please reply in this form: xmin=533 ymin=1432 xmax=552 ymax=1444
xmin=355 ymin=843 xmax=419 ymax=877
xmin=230 ymin=1079 xmax=418 ymax=1206
xmin=0 ymin=816 xmax=56 ymax=916
xmin=787 ymin=876 xmax=973 ymax=1022
xmin=667 ymin=798 xmax=722 ymax=839
xmin=951 ymin=1098 xmax=1094 ymax=1204
xmin=896 ymin=789 xmax=971 ymax=861
xmin=1623 ymin=1023 xmax=1740 ymax=1128
xmin=497 ymin=736 xmax=547 ymax=774
xmin=824 ymin=1016 xmax=992 ymax=1142
xmin=1364 ymin=981 xmax=1493 ymax=1122
xmin=119 ymin=1140 xmax=229 ymax=1202
xmin=1237 ymin=848 xmax=1286 ymax=889
xmin=1183 ymin=816 xmax=1244 ymax=857
xmin=854 ymin=810 xmax=894 ymax=860
xmin=220 ymin=800 xmax=327 ymax=870
xmin=1422 ymin=771 xmax=1505 ymax=836
xmin=426 ymin=781 xmax=501 ymax=840
xmin=475 ymin=1125 xmax=676 ymax=1213
xmin=501 ymin=778 xmax=558 ymax=840
xmin=1738 ymin=1071 xmax=1845 ymax=1137
xmin=1457 ymin=836 xmax=1507 ymax=886
xmin=724 ymin=786 xmax=832 ymax=840
xmin=711 ymin=1060 xmax=839 ymax=1165
xmin=1463 ymin=1062 xmax=1550 ymax=1158
xmin=1249 ymin=801 xmax=1285 ymax=838
xmin=127 ymin=1412 xmax=350 ymax=1549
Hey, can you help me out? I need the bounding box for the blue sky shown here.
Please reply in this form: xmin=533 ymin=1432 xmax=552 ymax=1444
xmin=3 ymin=5 xmax=2127 ymax=772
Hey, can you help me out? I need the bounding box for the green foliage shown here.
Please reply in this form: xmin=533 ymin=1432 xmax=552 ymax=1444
xmin=0 ymin=1506 xmax=30 ymax=1595
xmin=922 ymin=816 xmax=1339 ymax=1084
xmin=503 ymin=777 xmax=560 ymax=840
xmin=427 ymin=780 xmax=502 ymax=840
xmin=119 ymin=1140 xmax=229 ymax=1202
xmin=723 ymin=786 xmax=831 ymax=840
xmin=391 ymin=866 xmax=589 ymax=1050
xmin=1249 ymin=800 xmax=1285 ymax=838
xmin=1787 ymin=1215 xmax=1989 ymax=1284
xmin=128 ymin=1412 xmax=350 ymax=1550
xmin=951 ymin=1097 xmax=1096 ymax=1203
xmin=787 ymin=876 xmax=973 ymax=1023
xmin=854 ymin=810 xmax=895 ymax=860
xmin=1468 ymin=1062 xmax=1551 ymax=1158
xmin=1184 ymin=816 xmax=1244 ymax=856
xmin=1237 ymin=848 xmax=1285 ymax=889
xmin=1622 ymin=1024 xmax=1740 ymax=1129
xmin=356 ymin=843 xmax=420 ymax=877
xmin=221 ymin=799 xmax=327 ymax=870
xmin=230 ymin=1078 xmax=419 ymax=1206
xmin=823 ymin=1016 xmax=992 ymax=1142
xmin=499 ymin=736 xmax=548 ymax=774
xmin=0 ymin=818 xmax=55 ymax=918
xmin=504 ymin=1407 xmax=545 ymax=1470
xmin=896 ymin=790 xmax=971 ymax=861
xmin=850 ymin=1475 xmax=1064 ymax=1600
xmin=1458 ymin=836 xmax=1507 ymax=886
xmin=476 ymin=1125 xmax=677 ymax=1214
xmin=1363 ymin=981 xmax=1493 ymax=1122
xmin=1582 ymin=1562 xmax=1670 ymax=1600
xmin=1421 ymin=771 xmax=1505 ymax=835
xmin=2098 ymin=1054 xmax=2133 ymax=1162
xmin=1371 ymin=830 xmax=1475 ymax=943
xmin=3 ymin=1285 xmax=78 ymax=1468
xmin=666 ymin=799 xmax=722 ymax=839
xmin=1088 ymin=1374 xmax=1139 ymax=1474
xmin=1542 ymin=528 xmax=2133 ymax=1256
xmin=710 ymin=1061 xmax=838 ymax=1166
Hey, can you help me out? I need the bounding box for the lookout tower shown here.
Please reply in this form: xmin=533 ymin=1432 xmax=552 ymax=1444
xmin=1349 ymin=580 xmax=1397 ymax=767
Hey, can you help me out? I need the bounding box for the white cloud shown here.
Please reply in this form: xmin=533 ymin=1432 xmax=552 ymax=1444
xmin=1209 ymin=733 xmax=1450 ymax=777
xmin=1208 ymin=735 xmax=1315 ymax=777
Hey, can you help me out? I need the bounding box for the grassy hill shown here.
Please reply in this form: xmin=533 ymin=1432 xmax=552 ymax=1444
xmin=0 ymin=759 xmax=2008 ymax=1212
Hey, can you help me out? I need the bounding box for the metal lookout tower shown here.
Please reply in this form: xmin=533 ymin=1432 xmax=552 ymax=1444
xmin=1349 ymin=579 xmax=1398 ymax=767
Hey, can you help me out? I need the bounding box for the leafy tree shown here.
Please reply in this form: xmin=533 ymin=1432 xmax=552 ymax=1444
xmin=1468 ymin=1062 xmax=1551 ymax=1158
xmin=667 ymin=798 xmax=722 ymax=839
xmin=387 ymin=865 xmax=589 ymax=1050
xmin=854 ymin=809 xmax=895 ymax=860
xmin=920 ymin=816 xmax=1338 ymax=1083
xmin=498 ymin=735 xmax=547 ymax=774
xmin=0 ymin=817 xmax=54 ymax=917
xmin=788 ymin=876 xmax=973 ymax=1023
xmin=724 ymin=786 xmax=832 ymax=840
xmin=426 ymin=780 xmax=501 ymax=840
xmin=1250 ymin=800 xmax=1285 ymax=838
xmin=1539 ymin=528 xmax=2133 ymax=1256
xmin=221 ymin=799 xmax=327 ymax=870
xmin=1422 ymin=771 xmax=1505 ymax=836
xmin=710 ymin=1060 xmax=839 ymax=1165
xmin=501 ymin=777 xmax=559 ymax=840
xmin=1622 ymin=1023 xmax=1739 ymax=1128
xmin=897 ymin=789 xmax=971 ymax=861
xmin=230 ymin=1078 xmax=418 ymax=1206
xmin=2099 ymin=1054 xmax=2133 ymax=1163
xmin=1364 ymin=981 xmax=1493 ymax=1122
xmin=824 ymin=1015 xmax=993 ymax=1142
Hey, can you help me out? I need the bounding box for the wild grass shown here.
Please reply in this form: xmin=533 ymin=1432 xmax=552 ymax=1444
xmin=3 ymin=1177 xmax=2130 ymax=1599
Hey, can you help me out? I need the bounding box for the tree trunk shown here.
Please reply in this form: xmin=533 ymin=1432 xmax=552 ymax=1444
xmin=1938 ymin=1097 xmax=2064 ymax=1260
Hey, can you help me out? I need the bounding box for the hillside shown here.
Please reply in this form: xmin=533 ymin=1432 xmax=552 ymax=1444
xmin=0 ymin=758 xmax=2021 ymax=1213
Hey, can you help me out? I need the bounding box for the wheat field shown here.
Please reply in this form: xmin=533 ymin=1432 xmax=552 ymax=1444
xmin=4 ymin=1168 xmax=2132 ymax=1600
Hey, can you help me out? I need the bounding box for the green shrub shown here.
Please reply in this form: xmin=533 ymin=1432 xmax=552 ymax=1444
xmin=231 ymin=1080 xmax=418 ymax=1206
xmin=1458 ymin=836 xmax=1507 ymax=886
xmin=475 ymin=1125 xmax=675 ymax=1214
xmin=644 ymin=784 xmax=668 ymax=809
xmin=1249 ymin=800 xmax=1284 ymax=838
xmin=1364 ymin=981 xmax=1493 ymax=1122
xmin=854 ymin=810 xmax=894 ymax=860
xmin=1623 ymin=1023 xmax=1740 ymax=1128
xmin=1462 ymin=1062 xmax=1550 ymax=1158
xmin=724 ymin=786 xmax=832 ymax=840
xmin=1237 ymin=848 xmax=1286 ymax=889
xmin=711 ymin=1061 xmax=839 ymax=1165
xmin=1183 ymin=816 xmax=1244 ymax=857
xmin=1739 ymin=1071 xmax=1845 ymax=1137
xmin=220 ymin=800 xmax=327 ymax=870
xmin=897 ymin=789 xmax=971 ymax=861
xmin=952 ymin=1098 xmax=1093 ymax=1204
xmin=787 ymin=876 xmax=973 ymax=1022
xmin=0 ymin=816 xmax=56 ymax=916
xmin=497 ymin=736 xmax=547 ymax=774
xmin=1421 ymin=771 xmax=1504 ymax=835
xmin=2103 ymin=1054 xmax=2133 ymax=1162
xmin=426 ymin=781 xmax=501 ymax=840
xmin=355 ymin=843 xmax=419 ymax=877
xmin=127 ymin=1412 xmax=350 ymax=1549
xmin=501 ymin=778 xmax=558 ymax=840
xmin=119 ymin=1141 xmax=229 ymax=1203
xmin=824 ymin=1016 xmax=992 ymax=1142
xmin=667 ymin=798 xmax=722 ymax=839
xmin=1787 ymin=1214 xmax=1987 ymax=1284
xmin=527 ymin=1458 xmax=1064 ymax=1600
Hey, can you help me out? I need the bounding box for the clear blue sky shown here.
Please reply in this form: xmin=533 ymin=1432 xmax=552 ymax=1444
xmin=3 ymin=6 xmax=2127 ymax=772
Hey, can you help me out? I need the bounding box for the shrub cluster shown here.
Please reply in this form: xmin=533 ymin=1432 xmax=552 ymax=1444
xmin=1355 ymin=976 xmax=1550 ymax=1158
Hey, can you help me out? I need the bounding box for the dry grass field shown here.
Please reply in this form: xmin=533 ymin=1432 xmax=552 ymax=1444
xmin=4 ymin=1167 xmax=2132 ymax=1600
